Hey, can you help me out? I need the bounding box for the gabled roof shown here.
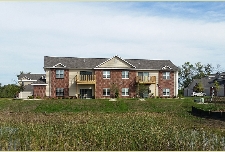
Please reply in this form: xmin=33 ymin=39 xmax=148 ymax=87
xmin=126 ymin=59 xmax=178 ymax=70
xmin=44 ymin=56 xmax=107 ymax=69
xmin=53 ymin=63 xmax=66 ymax=68
xmin=44 ymin=55 xmax=179 ymax=71
xmin=31 ymin=79 xmax=47 ymax=85
xmin=18 ymin=74 xmax=47 ymax=86
xmin=18 ymin=74 xmax=46 ymax=80
xmin=161 ymin=65 xmax=172 ymax=70
xmin=185 ymin=72 xmax=225 ymax=89
xmin=95 ymin=55 xmax=136 ymax=68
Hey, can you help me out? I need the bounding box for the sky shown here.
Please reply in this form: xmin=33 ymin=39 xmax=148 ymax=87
xmin=0 ymin=2 xmax=225 ymax=85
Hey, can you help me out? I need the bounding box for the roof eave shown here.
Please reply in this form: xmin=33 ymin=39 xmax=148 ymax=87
xmin=31 ymin=84 xmax=48 ymax=86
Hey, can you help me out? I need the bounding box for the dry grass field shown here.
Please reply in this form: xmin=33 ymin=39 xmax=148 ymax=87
xmin=0 ymin=98 xmax=225 ymax=150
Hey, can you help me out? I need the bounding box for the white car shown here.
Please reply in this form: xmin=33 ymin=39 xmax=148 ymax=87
xmin=191 ymin=92 xmax=206 ymax=97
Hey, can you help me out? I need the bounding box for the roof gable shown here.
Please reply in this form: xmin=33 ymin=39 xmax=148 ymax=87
xmin=53 ymin=63 xmax=66 ymax=68
xmin=18 ymin=74 xmax=46 ymax=81
xmin=95 ymin=55 xmax=136 ymax=69
xmin=44 ymin=56 xmax=178 ymax=71
xmin=161 ymin=65 xmax=172 ymax=70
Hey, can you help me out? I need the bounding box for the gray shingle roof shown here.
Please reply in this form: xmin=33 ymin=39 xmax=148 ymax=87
xmin=186 ymin=73 xmax=225 ymax=89
xmin=32 ymin=79 xmax=47 ymax=85
xmin=23 ymin=84 xmax=33 ymax=91
xmin=44 ymin=56 xmax=178 ymax=71
xmin=126 ymin=59 xmax=178 ymax=70
xmin=18 ymin=74 xmax=47 ymax=86
xmin=189 ymin=77 xmax=214 ymax=89
xmin=18 ymin=74 xmax=45 ymax=80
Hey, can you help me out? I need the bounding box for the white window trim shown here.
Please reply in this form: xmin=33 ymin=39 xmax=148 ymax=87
xmin=163 ymin=88 xmax=170 ymax=96
xmin=56 ymin=88 xmax=64 ymax=96
xmin=163 ymin=72 xmax=170 ymax=79
xmin=103 ymin=71 xmax=110 ymax=79
xmin=56 ymin=70 xmax=64 ymax=78
xmin=103 ymin=88 xmax=110 ymax=96
xmin=122 ymin=71 xmax=129 ymax=79
xmin=122 ymin=88 xmax=129 ymax=96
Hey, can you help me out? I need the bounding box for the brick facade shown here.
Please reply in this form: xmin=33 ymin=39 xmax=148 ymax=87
xmin=45 ymin=69 xmax=177 ymax=99
xmin=95 ymin=70 xmax=137 ymax=98
xmin=158 ymin=71 xmax=175 ymax=97
xmin=50 ymin=69 xmax=69 ymax=98
xmin=33 ymin=85 xmax=46 ymax=98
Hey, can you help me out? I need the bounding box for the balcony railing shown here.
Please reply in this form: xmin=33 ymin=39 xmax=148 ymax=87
xmin=75 ymin=75 xmax=96 ymax=84
xmin=136 ymin=76 xmax=156 ymax=84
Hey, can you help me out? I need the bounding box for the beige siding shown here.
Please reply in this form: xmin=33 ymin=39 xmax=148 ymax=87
xmin=23 ymin=81 xmax=33 ymax=86
xmin=19 ymin=91 xmax=32 ymax=99
xmin=19 ymin=77 xmax=35 ymax=86
xmin=136 ymin=71 xmax=159 ymax=96
xmin=174 ymin=71 xmax=178 ymax=96
xmin=68 ymin=70 xmax=95 ymax=96
xmin=99 ymin=57 xmax=131 ymax=68
xmin=45 ymin=69 xmax=51 ymax=97
xmin=69 ymin=70 xmax=79 ymax=96
xmin=150 ymin=71 xmax=159 ymax=96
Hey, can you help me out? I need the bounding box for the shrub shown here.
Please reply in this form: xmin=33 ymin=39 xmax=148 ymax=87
xmin=28 ymin=96 xmax=33 ymax=99
xmin=36 ymin=96 xmax=41 ymax=99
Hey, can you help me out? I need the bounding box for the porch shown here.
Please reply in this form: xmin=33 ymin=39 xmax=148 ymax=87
xmin=75 ymin=75 xmax=96 ymax=84
xmin=136 ymin=76 xmax=156 ymax=84
xmin=74 ymin=75 xmax=96 ymax=99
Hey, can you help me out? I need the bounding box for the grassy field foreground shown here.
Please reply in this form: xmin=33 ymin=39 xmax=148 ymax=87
xmin=0 ymin=98 xmax=225 ymax=150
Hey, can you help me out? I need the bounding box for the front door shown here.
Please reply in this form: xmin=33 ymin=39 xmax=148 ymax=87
xmin=80 ymin=89 xmax=92 ymax=99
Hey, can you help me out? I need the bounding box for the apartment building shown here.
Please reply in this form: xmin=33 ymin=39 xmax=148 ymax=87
xmin=39 ymin=55 xmax=178 ymax=99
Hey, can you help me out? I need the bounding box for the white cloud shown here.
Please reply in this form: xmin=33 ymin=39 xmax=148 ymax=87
xmin=0 ymin=2 xmax=225 ymax=85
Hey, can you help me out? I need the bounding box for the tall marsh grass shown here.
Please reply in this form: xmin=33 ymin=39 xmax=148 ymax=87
xmin=0 ymin=98 xmax=225 ymax=150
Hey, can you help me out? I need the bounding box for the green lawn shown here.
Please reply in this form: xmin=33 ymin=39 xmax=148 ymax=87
xmin=0 ymin=98 xmax=225 ymax=150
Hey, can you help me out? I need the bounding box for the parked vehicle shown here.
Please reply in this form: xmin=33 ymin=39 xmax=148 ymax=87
xmin=191 ymin=92 xmax=206 ymax=97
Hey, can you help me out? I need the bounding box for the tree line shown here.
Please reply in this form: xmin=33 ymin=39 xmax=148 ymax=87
xmin=178 ymin=62 xmax=223 ymax=95
xmin=0 ymin=71 xmax=28 ymax=98
xmin=0 ymin=83 xmax=20 ymax=98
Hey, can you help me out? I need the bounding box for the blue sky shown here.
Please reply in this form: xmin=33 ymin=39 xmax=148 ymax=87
xmin=0 ymin=2 xmax=225 ymax=85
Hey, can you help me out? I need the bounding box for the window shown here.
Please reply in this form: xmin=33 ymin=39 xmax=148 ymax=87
xmin=122 ymin=88 xmax=129 ymax=96
xmin=103 ymin=71 xmax=110 ymax=78
xmin=138 ymin=72 xmax=149 ymax=77
xmin=138 ymin=72 xmax=149 ymax=81
xmin=103 ymin=88 xmax=110 ymax=96
xmin=163 ymin=88 xmax=170 ymax=96
xmin=56 ymin=88 xmax=64 ymax=96
xmin=80 ymin=71 xmax=92 ymax=75
xmin=163 ymin=72 xmax=170 ymax=79
xmin=122 ymin=71 xmax=129 ymax=79
xmin=56 ymin=70 xmax=64 ymax=78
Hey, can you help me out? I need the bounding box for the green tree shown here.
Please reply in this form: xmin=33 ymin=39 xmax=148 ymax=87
xmin=137 ymin=84 xmax=148 ymax=98
xmin=214 ymin=81 xmax=220 ymax=96
xmin=204 ymin=63 xmax=214 ymax=76
xmin=110 ymin=83 xmax=119 ymax=98
xmin=0 ymin=84 xmax=20 ymax=98
xmin=17 ymin=71 xmax=31 ymax=78
xmin=178 ymin=62 xmax=195 ymax=89
xmin=179 ymin=62 xmax=214 ymax=89
xmin=193 ymin=82 xmax=204 ymax=93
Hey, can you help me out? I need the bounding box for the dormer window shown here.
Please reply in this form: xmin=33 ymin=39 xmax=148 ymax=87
xmin=56 ymin=70 xmax=64 ymax=78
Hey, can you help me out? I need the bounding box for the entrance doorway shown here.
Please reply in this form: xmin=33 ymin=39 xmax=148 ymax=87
xmin=80 ymin=89 xmax=92 ymax=99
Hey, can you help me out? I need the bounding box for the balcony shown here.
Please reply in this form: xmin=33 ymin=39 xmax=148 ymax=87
xmin=136 ymin=76 xmax=156 ymax=84
xmin=75 ymin=75 xmax=96 ymax=84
